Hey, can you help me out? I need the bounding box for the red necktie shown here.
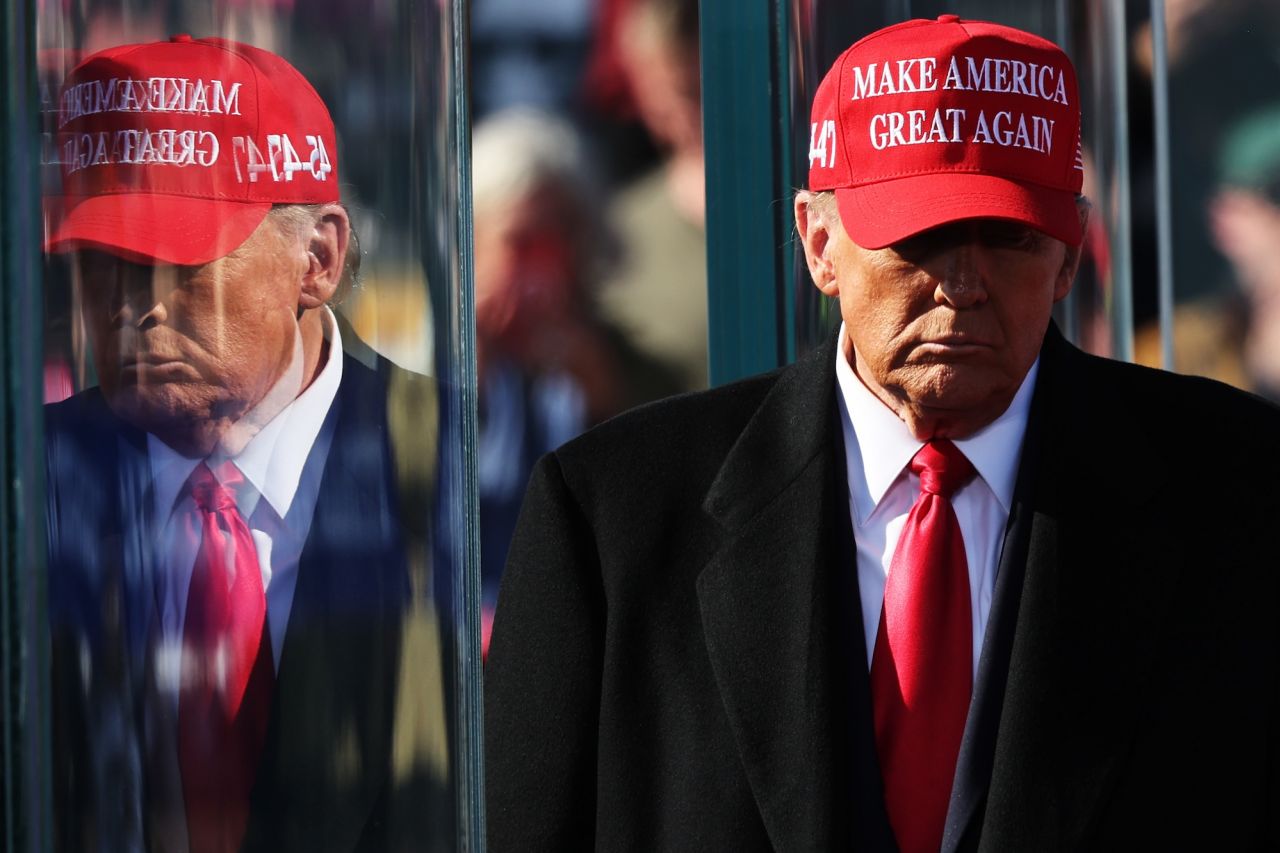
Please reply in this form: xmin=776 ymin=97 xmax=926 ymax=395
xmin=870 ymin=440 xmax=976 ymax=853
xmin=178 ymin=461 xmax=274 ymax=853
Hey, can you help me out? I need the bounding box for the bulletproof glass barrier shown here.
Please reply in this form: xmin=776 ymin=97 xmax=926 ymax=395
xmin=5 ymin=0 xmax=483 ymax=849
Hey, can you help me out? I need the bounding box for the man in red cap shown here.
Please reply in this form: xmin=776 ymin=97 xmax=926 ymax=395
xmin=486 ymin=16 xmax=1280 ymax=851
xmin=43 ymin=36 xmax=448 ymax=852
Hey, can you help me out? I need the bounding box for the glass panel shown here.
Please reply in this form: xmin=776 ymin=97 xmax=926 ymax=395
xmin=34 ymin=1 xmax=479 ymax=850
xmin=786 ymin=0 xmax=1131 ymax=362
xmin=1130 ymin=3 xmax=1280 ymax=402
xmin=1078 ymin=0 xmax=1136 ymax=361
xmin=2 ymin=0 xmax=51 ymax=848
xmin=701 ymin=0 xmax=789 ymax=383
xmin=786 ymin=0 xmax=870 ymax=359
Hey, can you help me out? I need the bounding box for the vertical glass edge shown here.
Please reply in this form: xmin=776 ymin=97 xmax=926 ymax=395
xmin=451 ymin=0 xmax=485 ymax=849
xmin=701 ymin=0 xmax=785 ymax=386
xmin=699 ymin=0 xmax=725 ymax=385
xmin=1051 ymin=0 xmax=1079 ymax=343
xmin=1148 ymin=0 xmax=1175 ymax=371
xmin=773 ymin=0 xmax=795 ymax=367
xmin=1106 ymin=0 xmax=1135 ymax=363
xmin=2 ymin=0 xmax=51 ymax=850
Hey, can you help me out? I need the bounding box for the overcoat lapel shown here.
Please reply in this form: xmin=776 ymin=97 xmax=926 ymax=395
xmin=971 ymin=329 xmax=1181 ymax=850
xmin=47 ymin=394 xmax=166 ymax=851
xmin=942 ymin=339 xmax=1052 ymax=853
xmin=242 ymin=357 xmax=408 ymax=852
xmin=696 ymin=336 xmax=848 ymax=851
xmin=47 ymin=390 xmax=157 ymax=672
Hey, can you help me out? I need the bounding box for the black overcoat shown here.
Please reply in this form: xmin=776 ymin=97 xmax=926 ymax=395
xmin=486 ymin=325 xmax=1280 ymax=851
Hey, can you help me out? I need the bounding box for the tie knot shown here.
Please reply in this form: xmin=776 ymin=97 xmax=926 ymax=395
xmin=189 ymin=461 xmax=243 ymax=514
xmin=910 ymin=440 xmax=976 ymax=498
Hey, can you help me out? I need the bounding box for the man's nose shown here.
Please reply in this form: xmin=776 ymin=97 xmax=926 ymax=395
xmin=108 ymin=270 xmax=172 ymax=327
xmin=934 ymin=244 xmax=988 ymax=309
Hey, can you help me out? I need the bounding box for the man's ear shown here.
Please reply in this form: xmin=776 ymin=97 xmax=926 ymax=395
xmin=300 ymin=203 xmax=350 ymax=309
xmin=795 ymin=193 xmax=840 ymax=297
xmin=1052 ymin=200 xmax=1090 ymax=303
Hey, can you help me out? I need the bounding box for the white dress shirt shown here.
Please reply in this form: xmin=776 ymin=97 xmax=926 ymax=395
xmin=833 ymin=324 xmax=1037 ymax=677
xmin=148 ymin=309 xmax=343 ymax=700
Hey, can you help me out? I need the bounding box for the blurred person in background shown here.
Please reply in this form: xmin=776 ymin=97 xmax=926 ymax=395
xmin=470 ymin=0 xmax=595 ymax=117
xmin=472 ymin=108 xmax=682 ymax=651
xmin=1130 ymin=0 xmax=1280 ymax=314
xmin=594 ymin=0 xmax=708 ymax=392
xmin=1207 ymin=105 xmax=1280 ymax=400
xmin=1135 ymin=104 xmax=1280 ymax=401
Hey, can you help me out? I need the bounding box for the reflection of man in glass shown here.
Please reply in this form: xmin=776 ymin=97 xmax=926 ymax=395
xmin=45 ymin=36 xmax=447 ymax=852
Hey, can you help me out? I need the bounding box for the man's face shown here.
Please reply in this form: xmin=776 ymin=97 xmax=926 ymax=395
xmin=75 ymin=215 xmax=309 ymax=456
xmin=806 ymin=209 xmax=1080 ymax=438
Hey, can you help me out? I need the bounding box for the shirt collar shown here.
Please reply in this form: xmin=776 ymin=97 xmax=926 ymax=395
xmin=835 ymin=328 xmax=920 ymax=522
xmin=231 ymin=307 xmax=343 ymax=518
xmin=953 ymin=355 xmax=1037 ymax=513
xmin=834 ymin=322 xmax=1037 ymax=521
xmin=149 ymin=307 xmax=344 ymax=521
xmin=149 ymin=441 xmax=202 ymax=524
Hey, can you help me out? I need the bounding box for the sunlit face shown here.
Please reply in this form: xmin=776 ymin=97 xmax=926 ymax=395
xmin=75 ymin=215 xmax=310 ymax=457
xmin=816 ymin=215 xmax=1080 ymax=438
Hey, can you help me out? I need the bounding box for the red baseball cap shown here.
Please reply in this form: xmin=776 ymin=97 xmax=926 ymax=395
xmin=45 ymin=35 xmax=339 ymax=265
xmin=807 ymin=15 xmax=1083 ymax=248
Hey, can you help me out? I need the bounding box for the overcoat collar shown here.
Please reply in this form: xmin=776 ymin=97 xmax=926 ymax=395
xmin=696 ymin=330 xmax=851 ymax=851
xmin=971 ymin=325 xmax=1181 ymax=851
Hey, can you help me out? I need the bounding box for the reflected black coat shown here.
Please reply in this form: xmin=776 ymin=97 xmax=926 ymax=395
xmin=46 ymin=352 xmax=453 ymax=852
xmin=485 ymin=325 xmax=1280 ymax=851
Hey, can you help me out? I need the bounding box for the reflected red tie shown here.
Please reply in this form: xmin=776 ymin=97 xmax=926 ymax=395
xmin=870 ymin=440 xmax=976 ymax=853
xmin=178 ymin=461 xmax=274 ymax=853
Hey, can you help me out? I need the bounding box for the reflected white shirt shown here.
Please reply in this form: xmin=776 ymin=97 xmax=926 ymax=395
xmin=149 ymin=308 xmax=343 ymax=696
xmin=833 ymin=323 xmax=1036 ymax=677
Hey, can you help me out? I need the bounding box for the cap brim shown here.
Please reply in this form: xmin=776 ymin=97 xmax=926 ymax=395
xmin=834 ymin=173 xmax=1082 ymax=250
xmin=45 ymin=193 xmax=272 ymax=266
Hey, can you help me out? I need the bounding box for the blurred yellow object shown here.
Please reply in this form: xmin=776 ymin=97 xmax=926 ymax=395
xmin=1134 ymin=296 xmax=1249 ymax=390
xmin=342 ymin=266 xmax=435 ymax=377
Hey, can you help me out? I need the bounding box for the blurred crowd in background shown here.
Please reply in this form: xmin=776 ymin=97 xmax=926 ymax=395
xmin=34 ymin=0 xmax=1280 ymax=652
xmin=1124 ymin=0 xmax=1280 ymax=400
xmin=470 ymin=0 xmax=707 ymax=648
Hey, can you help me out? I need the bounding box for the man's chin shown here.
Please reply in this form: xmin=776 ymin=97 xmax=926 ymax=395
xmin=102 ymin=387 xmax=226 ymax=457
xmin=896 ymin=365 xmax=1020 ymax=418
